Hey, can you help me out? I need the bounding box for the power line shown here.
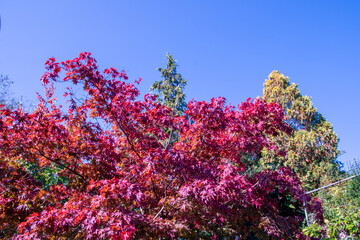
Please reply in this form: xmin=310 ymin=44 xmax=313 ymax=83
xmin=306 ymin=173 xmax=360 ymax=194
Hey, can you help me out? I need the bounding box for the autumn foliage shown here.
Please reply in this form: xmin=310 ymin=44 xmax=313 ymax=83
xmin=260 ymin=71 xmax=342 ymax=191
xmin=0 ymin=53 xmax=323 ymax=239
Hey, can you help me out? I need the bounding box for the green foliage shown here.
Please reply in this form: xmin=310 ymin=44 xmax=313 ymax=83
xmin=151 ymin=53 xmax=187 ymax=115
xmin=302 ymin=223 xmax=323 ymax=238
xmin=20 ymin=161 xmax=69 ymax=190
xmin=260 ymin=71 xmax=343 ymax=191
xmin=150 ymin=54 xmax=187 ymax=148
xmin=327 ymin=210 xmax=360 ymax=238
xmin=303 ymin=208 xmax=360 ymax=239
xmin=303 ymin=159 xmax=360 ymax=239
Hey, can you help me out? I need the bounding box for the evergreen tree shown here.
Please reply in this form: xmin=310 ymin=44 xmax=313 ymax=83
xmin=260 ymin=71 xmax=343 ymax=191
xmin=150 ymin=53 xmax=187 ymax=115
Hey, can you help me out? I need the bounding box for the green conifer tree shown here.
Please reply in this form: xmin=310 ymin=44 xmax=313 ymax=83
xmin=150 ymin=53 xmax=187 ymax=115
xmin=150 ymin=54 xmax=187 ymax=148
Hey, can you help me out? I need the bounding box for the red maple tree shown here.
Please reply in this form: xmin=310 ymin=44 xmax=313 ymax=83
xmin=0 ymin=53 xmax=323 ymax=239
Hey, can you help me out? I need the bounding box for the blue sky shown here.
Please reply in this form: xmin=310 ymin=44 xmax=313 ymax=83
xmin=0 ymin=1 xmax=359 ymax=168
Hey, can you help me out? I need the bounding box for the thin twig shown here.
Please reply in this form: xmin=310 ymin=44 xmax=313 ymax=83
xmin=152 ymin=205 xmax=165 ymax=221
xmin=33 ymin=147 xmax=85 ymax=180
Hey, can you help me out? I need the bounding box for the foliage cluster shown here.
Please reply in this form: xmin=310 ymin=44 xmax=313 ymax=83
xmin=0 ymin=53 xmax=324 ymax=239
xmin=260 ymin=71 xmax=343 ymax=191
xmin=303 ymin=160 xmax=360 ymax=239
xmin=151 ymin=54 xmax=187 ymax=116
xmin=258 ymin=71 xmax=360 ymax=239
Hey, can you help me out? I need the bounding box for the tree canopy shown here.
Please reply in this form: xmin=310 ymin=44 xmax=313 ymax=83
xmin=260 ymin=71 xmax=342 ymax=191
xmin=0 ymin=53 xmax=323 ymax=239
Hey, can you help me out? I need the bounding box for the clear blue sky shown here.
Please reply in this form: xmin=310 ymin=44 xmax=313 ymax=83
xmin=0 ymin=1 xmax=359 ymax=168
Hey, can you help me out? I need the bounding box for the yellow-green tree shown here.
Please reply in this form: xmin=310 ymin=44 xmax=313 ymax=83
xmin=260 ymin=71 xmax=342 ymax=191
